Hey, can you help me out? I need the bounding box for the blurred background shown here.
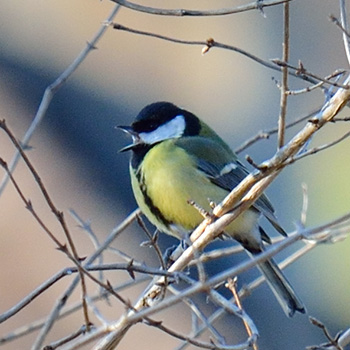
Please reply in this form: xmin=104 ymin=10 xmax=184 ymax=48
xmin=0 ymin=0 xmax=349 ymax=349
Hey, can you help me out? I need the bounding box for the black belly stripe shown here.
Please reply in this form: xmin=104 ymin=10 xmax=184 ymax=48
xmin=136 ymin=169 xmax=172 ymax=228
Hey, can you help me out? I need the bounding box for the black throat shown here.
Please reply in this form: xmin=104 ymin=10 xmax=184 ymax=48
xmin=130 ymin=143 xmax=154 ymax=170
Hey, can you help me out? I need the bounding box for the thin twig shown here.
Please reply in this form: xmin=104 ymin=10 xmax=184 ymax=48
xmin=301 ymin=183 xmax=309 ymax=227
xmin=287 ymin=69 xmax=346 ymax=95
xmin=308 ymin=317 xmax=344 ymax=350
xmin=0 ymin=262 xmax=179 ymax=324
xmin=90 ymin=213 xmax=350 ymax=350
xmin=235 ymin=107 xmax=320 ymax=154
xmin=226 ymin=278 xmax=258 ymax=350
xmin=136 ymin=214 xmax=166 ymax=271
xmin=330 ymin=14 xmax=350 ymax=39
xmin=43 ymin=324 xmax=92 ymax=350
xmin=112 ymin=23 xmax=321 ymax=87
xmin=110 ymin=0 xmax=293 ymax=17
xmin=146 ymin=318 xmax=254 ymax=350
xmin=277 ymin=1 xmax=290 ymax=148
xmin=272 ymin=59 xmax=349 ymax=89
xmin=339 ymin=0 xmax=350 ymax=65
xmin=0 ymin=4 xmax=121 ymax=196
xmin=70 ymin=209 xmax=105 ymax=294
xmin=32 ymin=209 xmax=140 ymax=350
xmin=0 ymin=119 xmax=92 ymax=330
xmin=0 ymin=274 xmax=149 ymax=346
xmin=285 ymin=129 xmax=350 ymax=165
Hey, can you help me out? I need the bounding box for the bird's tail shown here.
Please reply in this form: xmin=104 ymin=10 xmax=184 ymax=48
xmin=256 ymin=256 xmax=305 ymax=317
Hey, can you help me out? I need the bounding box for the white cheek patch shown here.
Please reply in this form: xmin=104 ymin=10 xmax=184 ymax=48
xmin=139 ymin=115 xmax=186 ymax=145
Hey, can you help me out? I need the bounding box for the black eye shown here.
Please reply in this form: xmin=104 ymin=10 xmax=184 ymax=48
xmin=132 ymin=117 xmax=160 ymax=133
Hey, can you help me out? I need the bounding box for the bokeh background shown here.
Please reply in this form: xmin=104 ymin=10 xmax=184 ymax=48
xmin=0 ymin=1 xmax=350 ymax=349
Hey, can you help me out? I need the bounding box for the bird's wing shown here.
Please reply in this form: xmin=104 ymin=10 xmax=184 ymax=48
xmin=176 ymin=137 xmax=287 ymax=237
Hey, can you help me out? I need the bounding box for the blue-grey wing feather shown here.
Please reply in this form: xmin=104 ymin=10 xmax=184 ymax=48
xmin=197 ymin=159 xmax=287 ymax=237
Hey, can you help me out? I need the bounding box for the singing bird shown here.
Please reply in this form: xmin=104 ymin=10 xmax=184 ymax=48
xmin=119 ymin=101 xmax=305 ymax=317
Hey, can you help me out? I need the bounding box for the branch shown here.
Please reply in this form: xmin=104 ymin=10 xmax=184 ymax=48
xmin=0 ymin=4 xmax=121 ymax=196
xmin=112 ymin=23 xmax=322 ymax=87
xmin=31 ymin=209 xmax=140 ymax=350
xmin=72 ymin=213 xmax=350 ymax=350
xmin=0 ymin=263 xmax=179 ymax=324
xmin=277 ymin=1 xmax=290 ymax=148
xmin=0 ymin=275 xmax=150 ymax=345
xmin=340 ymin=0 xmax=350 ymax=65
xmin=308 ymin=317 xmax=350 ymax=350
xmin=89 ymin=67 xmax=350 ymax=348
xmin=110 ymin=0 xmax=292 ymax=16
xmin=212 ymin=74 xmax=350 ymax=219
xmin=285 ymin=129 xmax=350 ymax=164
xmin=0 ymin=120 xmax=92 ymax=330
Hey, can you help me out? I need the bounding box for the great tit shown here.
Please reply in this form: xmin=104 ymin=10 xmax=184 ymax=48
xmin=119 ymin=101 xmax=305 ymax=317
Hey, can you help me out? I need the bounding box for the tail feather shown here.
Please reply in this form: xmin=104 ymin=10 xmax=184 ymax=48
xmin=257 ymin=257 xmax=305 ymax=317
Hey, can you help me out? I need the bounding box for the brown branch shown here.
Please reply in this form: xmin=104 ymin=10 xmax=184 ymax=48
xmin=0 ymin=4 xmax=121 ymax=196
xmin=0 ymin=272 xmax=149 ymax=346
xmin=29 ymin=209 xmax=140 ymax=350
xmin=272 ymin=59 xmax=349 ymax=89
xmin=0 ymin=119 xmax=92 ymax=330
xmin=308 ymin=317 xmax=344 ymax=350
xmin=226 ymin=278 xmax=258 ymax=350
xmin=112 ymin=23 xmax=321 ymax=86
xmin=330 ymin=14 xmax=350 ymax=39
xmin=43 ymin=324 xmax=92 ymax=350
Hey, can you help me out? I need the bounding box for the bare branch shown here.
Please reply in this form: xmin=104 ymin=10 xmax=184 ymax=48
xmin=0 ymin=119 xmax=92 ymax=330
xmin=308 ymin=317 xmax=348 ymax=350
xmin=277 ymin=1 xmax=290 ymax=148
xmin=226 ymin=278 xmax=258 ymax=350
xmin=285 ymin=129 xmax=350 ymax=164
xmin=339 ymin=0 xmax=350 ymax=65
xmin=212 ymin=74 xmax=350 ymax=220
xmin=0 ymin=275 xmax=149 ymax=346
xmin=0 ymin=4 xmax=121 ymax=196
xmin=2 ymin=2 xmax=350 ymax=350
xmin=43 ymin=324 xmax=92 ymax=350
xmin=32 ymin=209 xmax=140 ymax=350
xmin=92 ymin=213 xmax=350 ymax=350
xmin=110 ymin=0 xmax=293 ymax=17
xmin=112 ymin=23 xmax=322 ymax=87
xmin=91 ymin=75 xmax=350 ymax=347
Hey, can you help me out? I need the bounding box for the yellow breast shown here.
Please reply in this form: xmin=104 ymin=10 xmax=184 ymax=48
xmin=131 ymin=140 xmax=259 ymax=240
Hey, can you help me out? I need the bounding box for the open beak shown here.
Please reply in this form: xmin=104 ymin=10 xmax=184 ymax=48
xmin=118 ymin=125 xmax=141 ymax=152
